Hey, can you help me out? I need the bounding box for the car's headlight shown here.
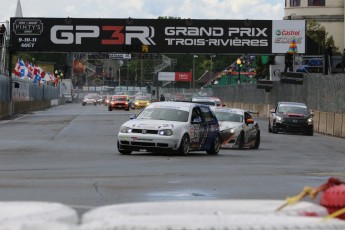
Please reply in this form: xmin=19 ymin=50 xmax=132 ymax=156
xmin=159 ymin=129 xmax=173 ymax=136
xmin=135 ymin=102 xmax=139 ymax=105
xmin=120 ymin=126 xmax=132 ymax=133
xmin=275 ymin=116 xmax=282 ymax=122
xmin=307 ymin=117 xmax=313 ymax=124
xmin=221 ymin=128 xmax=237 ymax=133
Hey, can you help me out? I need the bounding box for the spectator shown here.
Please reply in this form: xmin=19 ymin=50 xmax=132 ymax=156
xmin=0 ymin=24 xmax=6 ymax=47
xmin=284 ymin=52 xmax=293 ymax=72
xmin=160 ymin=94 xmax=165 ymax=101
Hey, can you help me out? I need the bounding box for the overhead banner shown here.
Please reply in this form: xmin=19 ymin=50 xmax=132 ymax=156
xmin=10 ymin=18 xmax=305 ymax=54
xmin=158 ymin=72 xmax=192 ymax=82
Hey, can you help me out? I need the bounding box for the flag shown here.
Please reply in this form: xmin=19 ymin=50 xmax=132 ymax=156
xmin=13 ymin=59 xmax=20 ymax=76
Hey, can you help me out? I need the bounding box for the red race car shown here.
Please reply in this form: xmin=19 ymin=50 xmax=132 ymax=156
xmin=108 ymin=95 xmax=130 ymax=111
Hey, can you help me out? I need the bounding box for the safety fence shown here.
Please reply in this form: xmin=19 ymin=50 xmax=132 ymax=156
xmin=0 ymin=75 xmax=59 ymax=118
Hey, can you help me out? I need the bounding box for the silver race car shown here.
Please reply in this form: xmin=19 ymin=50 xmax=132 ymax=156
xmin=211 ymin=107 xmax=260 ymax=149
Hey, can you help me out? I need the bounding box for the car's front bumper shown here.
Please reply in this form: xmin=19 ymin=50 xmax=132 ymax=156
xmin=275 ymin=122 xmax=313 ymax=133
xmin=118 ymin=133 xmax=180 ymax=152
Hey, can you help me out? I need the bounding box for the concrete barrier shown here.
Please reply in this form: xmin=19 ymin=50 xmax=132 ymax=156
xmin=334 ymin=113 xmax=343 ymax=137
xmin=326 ymin=113 xmax=335 ymax=136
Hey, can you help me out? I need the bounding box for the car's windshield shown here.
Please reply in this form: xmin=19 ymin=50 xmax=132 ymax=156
xmin=113 ymin=97 xmax=127 ymax=101
xmin=135 ymin=96 xmax=150 ymax=100
xmin=277 ymin=105 xmax=308 ymax=114
xmin=137 ymin=108 xmax=189 ymax=122
xmin=214 ymin=111 xmax=243 ymax=122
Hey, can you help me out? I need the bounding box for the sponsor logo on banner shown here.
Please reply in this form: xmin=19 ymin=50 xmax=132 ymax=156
xmin=272 ymin=20 xmax=305 ymax=54
xmin=175 ymin=72 xmax=192 ymax=82
xmin=158 ymin=72 xmax=192 ymax=82
xmin=10 ymin=18 xmax=304 ymax=54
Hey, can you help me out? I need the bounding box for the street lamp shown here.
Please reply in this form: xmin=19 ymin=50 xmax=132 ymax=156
xmin=192 ymin=55 xmax=198 ymax=89
xmin=210 ymin=55 xmax=216 ymax=83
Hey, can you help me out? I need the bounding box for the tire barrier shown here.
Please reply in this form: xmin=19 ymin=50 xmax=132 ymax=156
xmin=80 ymin=200 xmax=345 ymax=229
xmin=0 ymin=201 xmax=78 ymax=229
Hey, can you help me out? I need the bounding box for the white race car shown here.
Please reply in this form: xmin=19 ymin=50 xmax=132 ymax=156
xmin=117 ymin=101 xmax=221 ymax=155
xmin=211 ymin=107 xmax=260 ymax=149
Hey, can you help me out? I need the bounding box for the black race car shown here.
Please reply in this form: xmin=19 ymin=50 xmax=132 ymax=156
xmin=268 ymin=102 xmax=314 ymax=136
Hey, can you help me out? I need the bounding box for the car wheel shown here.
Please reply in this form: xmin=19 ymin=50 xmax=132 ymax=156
xmin=268 ymin=121 xmax=272 ymax=133
xmin=305 ymin=126 xmax=314 ymax=136
xmin=237 ymin=132 xmax=244 ymax=149
xmin=272 ymin=125 xmax=278 ymax=134
xmin=82 ymin=103 xmax=86 ymax=106
xmin=207 ymin=135 xmax=220 ymax=155
xmin=117 ymin=141 xmax=132 ymax=155
xmin=178 ymin=134 xmax=190 ymax=155
xmin=108 ymin=106 xmax=112 ymax=111
xmin=251 ymin=132 xmax=260 ymax=149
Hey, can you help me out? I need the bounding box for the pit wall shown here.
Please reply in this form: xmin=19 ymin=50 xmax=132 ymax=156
xmin=224 ymin=102 xmax=345 ymax=138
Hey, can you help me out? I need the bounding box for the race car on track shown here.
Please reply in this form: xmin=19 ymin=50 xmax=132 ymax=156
xmin=269 ymin=101 xmax=314 ymax=135
xmin=211 ymin=107 xmax=260 ymax=149
xmin=108 ymin=95 xmax=131 ymax=111
xmin=117 ymin=101 xmax=220 ymax=155
xmin=133 ymin=95 xmax=151 ymax=109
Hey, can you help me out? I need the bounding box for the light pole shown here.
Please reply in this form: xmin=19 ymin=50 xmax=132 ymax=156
xmin=210 ymin=55 xmax=216 ymax=84
xmin=192 ymin=55 xmax=198 ymax=89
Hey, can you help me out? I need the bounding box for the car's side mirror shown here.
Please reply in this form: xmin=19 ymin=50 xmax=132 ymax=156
xmin=246 ymin=118 xmax=254 ymax=124
xmin=129 ymin=114 xmax=136 ymax=120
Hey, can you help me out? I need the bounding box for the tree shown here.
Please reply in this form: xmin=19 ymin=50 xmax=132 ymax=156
xmin=307 ymin=19 xmax=339 ymax=55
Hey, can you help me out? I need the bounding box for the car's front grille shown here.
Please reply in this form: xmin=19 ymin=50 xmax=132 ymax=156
xmin=131 ymin=142 xmax=155 ymax=147
xmin=284 ymin=118 xmax=306 ymax=124
xmin=131 ymin=129 xmax=158 ymax=134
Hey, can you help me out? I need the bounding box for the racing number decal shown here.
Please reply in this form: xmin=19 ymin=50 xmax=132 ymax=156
xmin=101 ymin=26 xmax=124 ymax=45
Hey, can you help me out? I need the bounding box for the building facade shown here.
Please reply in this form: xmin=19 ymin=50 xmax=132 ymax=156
xmin=284 ymin=0 xmax=345 ymax=53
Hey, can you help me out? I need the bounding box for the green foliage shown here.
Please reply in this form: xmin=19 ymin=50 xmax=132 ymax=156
xmin=307 ymin=19 xmax=339 ymax=54
xmin=254 ymin=55 xmax=275 ymax=80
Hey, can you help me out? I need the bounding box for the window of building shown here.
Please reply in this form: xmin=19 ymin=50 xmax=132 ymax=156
xmin=308 ymin=0 xmax=325 ymax=6
xmin=290 ymin=0 xmax=300 ymax=6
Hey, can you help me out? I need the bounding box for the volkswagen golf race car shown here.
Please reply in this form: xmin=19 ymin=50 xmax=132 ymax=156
xmin=211 ymin=107 xmax=260 ymax=149
xmin=117 ymin=102 xmax=220 ymax=155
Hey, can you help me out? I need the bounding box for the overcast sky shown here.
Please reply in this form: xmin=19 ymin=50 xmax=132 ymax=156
xmin=0 ymin=0 xmax=284 ymax=23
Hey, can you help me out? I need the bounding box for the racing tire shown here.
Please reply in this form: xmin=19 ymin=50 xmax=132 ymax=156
xmin=237 ymin=132 xmax=244 ymax=149
xmin=117 ymin=141 xmax=132 ymax=155
xmin=108 ymin=106 xmax=112 ymax=111
xmin=251 ymin=132 xmax=260 ymax=149
xmin=305 ymin=126 xmax=314 ymax=136
xmin=206 ymin=135 xmax=220 ymax=155
xmin=178 ymin=134 xmax=190 ymax=155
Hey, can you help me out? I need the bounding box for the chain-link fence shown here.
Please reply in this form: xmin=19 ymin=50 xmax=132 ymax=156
xmin=0 ymin=75 xmax=59 ymax=102
xmin=211 ymin=74 xmax=345 ymax=114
